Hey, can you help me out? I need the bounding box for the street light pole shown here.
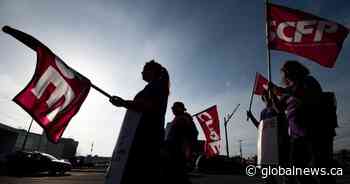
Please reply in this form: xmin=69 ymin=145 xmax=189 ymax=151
xmin=239 ymin=139 xmax=243 ymax=159
xmin=224 ymin=104 xmax=240 ymax=158
xmin=224 ymin=117 xmax=229 ymax=158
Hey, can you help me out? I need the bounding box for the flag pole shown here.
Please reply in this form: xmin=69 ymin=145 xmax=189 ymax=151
xmin=21 ymin=118 xmax=34 ymax=151
xmin=247 ymin=73 xmax=258 ymax=121
xmin=265 ymin=0 xmax=272 ymax=81
xmin=224 ymin=104 xmax=240 ymax=157
xmin=265 ymin=0 xmax=273 ymax=98
xmin=91 ymin=83 xmax=112 ymax=98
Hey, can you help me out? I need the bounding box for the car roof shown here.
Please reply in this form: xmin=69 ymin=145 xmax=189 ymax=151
xmin=15 ymin=151 xmax=58 ymax=160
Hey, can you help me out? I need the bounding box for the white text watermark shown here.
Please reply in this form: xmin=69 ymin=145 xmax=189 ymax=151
xmin=245 ymin=165 xmax=343 ymax=179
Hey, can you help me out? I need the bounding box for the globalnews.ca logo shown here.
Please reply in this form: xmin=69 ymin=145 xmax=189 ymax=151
xmin=245 ymin=165 xmax=343 ymax=179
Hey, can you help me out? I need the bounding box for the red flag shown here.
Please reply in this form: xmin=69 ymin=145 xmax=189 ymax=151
xmin=254 ymin=73 xmax=269 ymax=95
xmin=6 ymin=27 xmax=91 ymax=143
xmin=194 ymin=105 xmax=220 ymax=157
xmin=268 ymin=3 xmax=349 ymax=68
xmin=254 ymin=73 xmax=282 ymax=96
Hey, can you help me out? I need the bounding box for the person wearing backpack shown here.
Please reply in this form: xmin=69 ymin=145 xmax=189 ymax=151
xmin=284 ymin=61 xmax=338 ymax=184
xmin=273 ymin=61 xmax=320 ymax=184
xmin=276 ymin=60 xmax=337 ymax=184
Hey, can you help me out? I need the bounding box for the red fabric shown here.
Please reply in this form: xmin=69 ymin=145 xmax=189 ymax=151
xmin=14 ymin=47 xmax=91 ymax=143
xmin=254 ymin=73 xmax=269 ymax=95
xmin=194 ymin=105 xmax=220 ymax=157
xmin=268 ymin=3 xmax=349 ymax=68
xmin=254 ymin=73 xmax=282 ymax=96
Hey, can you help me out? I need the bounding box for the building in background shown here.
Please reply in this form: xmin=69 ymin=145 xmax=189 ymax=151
xmin=0 ymin=122 xmax=78 ymax=159
xmin=0 ymin=123 xmax=18 ymax=154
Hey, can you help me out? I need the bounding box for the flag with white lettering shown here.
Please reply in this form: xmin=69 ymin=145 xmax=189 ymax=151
xmin=268 ymin=3 xmax=349 ymax=68
xmin=4 ymin=27 xmax=91 ymax=143
xmin=194 ymin=105 xmax=220 ymax=157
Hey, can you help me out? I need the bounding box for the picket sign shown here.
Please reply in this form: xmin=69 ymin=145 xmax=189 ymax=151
xmin=257 ymin=117 xmax=279 ymax=166
xmin=105 ymin=110 xmax=142 ymax=184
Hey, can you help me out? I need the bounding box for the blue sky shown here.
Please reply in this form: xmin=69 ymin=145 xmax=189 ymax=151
xmin=0 ymin=0 xmax=350 ymax=157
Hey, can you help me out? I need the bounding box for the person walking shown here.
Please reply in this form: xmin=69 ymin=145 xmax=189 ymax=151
xmin=163 ymin=102 xmax=198 ymax=184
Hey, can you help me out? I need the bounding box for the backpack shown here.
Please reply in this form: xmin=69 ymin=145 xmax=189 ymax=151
xmin=320 ymin=92 xmax=338 ymax=128
xmin=308 ymin=91 xmax=338 ymax=137
xmin=299 ymin=76 xmax=337 ymax=137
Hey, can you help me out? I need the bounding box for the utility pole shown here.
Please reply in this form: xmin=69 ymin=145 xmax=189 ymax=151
xmin=90 ymin=142 xmax=94 ymax=155
xmin=239 ymin=139 xmax=243 ymax=159
xmin=224 ymin=104 xmax=240 ymax=158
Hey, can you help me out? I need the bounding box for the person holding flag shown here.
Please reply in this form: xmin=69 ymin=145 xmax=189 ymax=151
xmin=109 ymin=60 xmax=170 ymax=184
xmin=268 ymin=60 xmax=322 ymax=184
xmin=247 ymin=91 xmax=278 ymax=128
xmin=278 ymin=60 xmax=337 ymax=184
xmin=2 ymin=26 xmax=170 ymax=183
xmin=262 ymin=3 xmax=346 ymax=183
xmin=247 ymin=87 xmax=289 ymax=184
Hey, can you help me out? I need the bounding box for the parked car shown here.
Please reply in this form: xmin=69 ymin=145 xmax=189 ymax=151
xmin=6 ymin=151 xmax=71 ymax=176
xmin=195 ymin=155 xmax=245 ymax=174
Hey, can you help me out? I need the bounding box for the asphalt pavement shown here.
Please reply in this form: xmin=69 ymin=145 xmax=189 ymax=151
xmin=0 ymin=170 xmax=350 ymax=184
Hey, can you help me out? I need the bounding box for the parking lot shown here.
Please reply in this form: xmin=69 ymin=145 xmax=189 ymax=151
xmin=0 ymin=171 xmax=105 ymax=184
xmin=0 ymin=171 xmax=256 ymax=184
xmin=1 ymin=170 xmax=350 ymax=184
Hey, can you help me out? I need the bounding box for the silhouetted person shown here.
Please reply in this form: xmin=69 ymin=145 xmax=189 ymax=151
xmin=280 ymin=61 xmax=336 ymax=184
xmin=110 ymin=60 xmax=169 ymax=184
xmin=247 ymin=90 xmax=289 ymax=184
xmin=275 ymin=60 xmax=323 ymax=184
xmin=247 ymin=91 xmax=278 ymax=128
xmin=163 ymin=102 xmax=198 ymax=184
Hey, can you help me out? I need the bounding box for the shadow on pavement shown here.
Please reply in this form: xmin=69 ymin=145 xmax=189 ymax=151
xmin=6 ymin=172 xmax=71 ymax=178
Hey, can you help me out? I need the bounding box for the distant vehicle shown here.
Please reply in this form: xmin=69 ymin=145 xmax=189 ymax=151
xmin=195 ymin=155 xmax=245 ymax=174
xmin=6 ymin=151 xmax=72 ymax=176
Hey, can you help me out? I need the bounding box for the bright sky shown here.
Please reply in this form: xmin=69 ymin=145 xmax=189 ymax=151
xmin=0 ymin=0 xmax=350 ymax=157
